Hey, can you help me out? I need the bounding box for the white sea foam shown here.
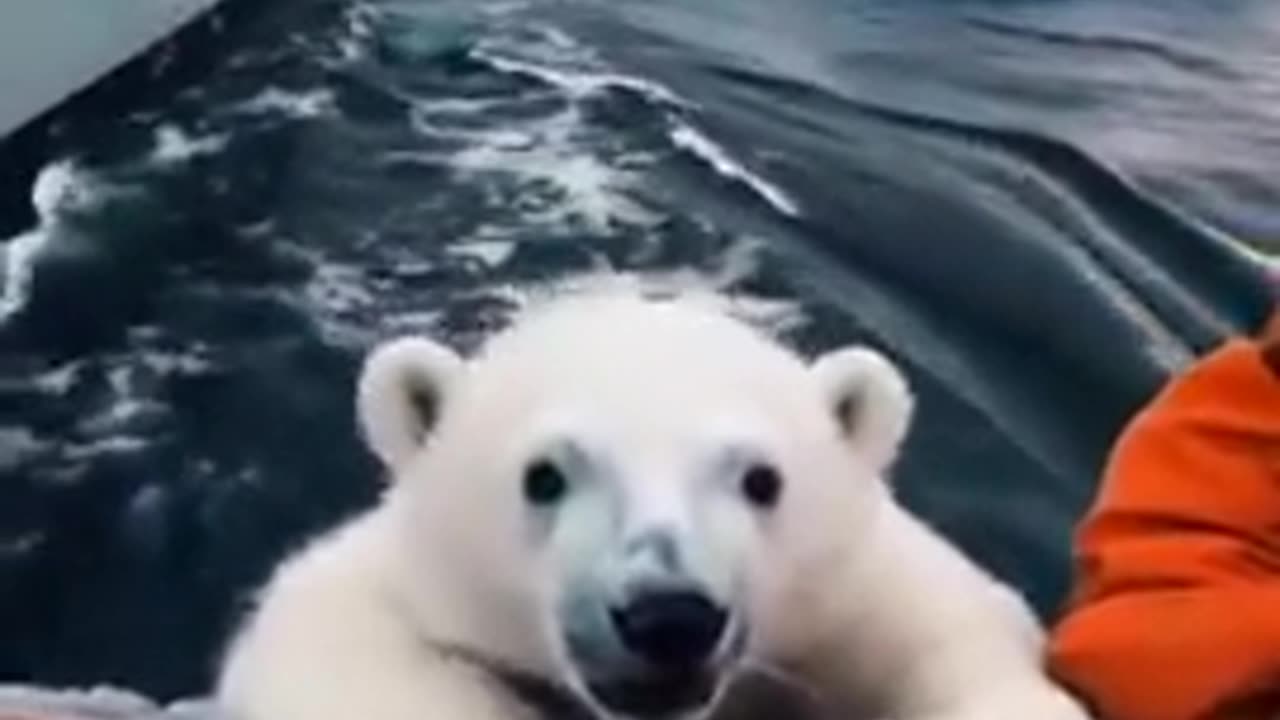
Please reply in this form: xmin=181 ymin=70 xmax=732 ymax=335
xmin=78 ymin=398 xmax=162 ymax=436
xmin=446 ymin=239 xmax=518 ymax=267
xmin=265 ymin=246 xmax=384 ymax=347
xmin=471 ymin=48 xmax=685 ymax=107
xmin=415 ymin=96 xmax=506 ymax=117
xmin=237 ymin=87 xmax=336 ymax=119
xmin=30 ymin=361 xmax=81 ymax=395
xmin=725 ymin=295 xmax=809 ymax=335
xmin=383 ymin=310 xmax=446 ymax=336
xmin=150 ymin=124 xmax=230 ymax=164
xmin=669 ymin=125 xmax=800 ymax=218
xmin=138 ymin=348 xmax=215 ymax=376
xmin=446 ymin=106 xmax=658 ymax=231
xmin=0 ymin=231 xmax=49 ymax=324
xmin=470 ymin=23 xmax=686 ymax=107
xmin=335 ymin=2 xmax=378 ymax=62
xmin=709 ymin=235 xmax=766 ymax=287
xmin=0 ymin=428 xmax=45 ymax=472
xmin=60 ymin=436 xmax=151 ymax=463
xmin=31 ymin=160 xmax=99 ymax=220
xmin=306 ymin=261 xmax=376 ymax=314
xmin=471 ymin=27 xmax=795 ymax=220
xmin=0 ymin=161 xmax=107 ymax=325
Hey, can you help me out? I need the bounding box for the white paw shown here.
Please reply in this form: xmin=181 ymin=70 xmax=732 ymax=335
xmin=998 ymin=688 xmax=1093 ymax=720
xmin=913 ymin=685 xmax=1093 ymax=720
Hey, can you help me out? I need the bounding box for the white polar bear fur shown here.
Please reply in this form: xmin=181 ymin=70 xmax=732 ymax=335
xmin=216 ymin=284 xmax=1088 ymax=720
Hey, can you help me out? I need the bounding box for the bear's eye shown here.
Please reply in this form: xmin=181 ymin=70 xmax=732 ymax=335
xmin=741 ymin=463 xmax=783 ymax=509
xmin=523 ymin=460 xmax=568 ymax=506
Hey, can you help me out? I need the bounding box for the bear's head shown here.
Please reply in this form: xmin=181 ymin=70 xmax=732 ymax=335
xmin=356 ymin=287 xmax=913 ymax=720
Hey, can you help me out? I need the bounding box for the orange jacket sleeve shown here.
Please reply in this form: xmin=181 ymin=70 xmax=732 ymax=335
xmin=1049 ymin=339 xmax=1280 ymax=720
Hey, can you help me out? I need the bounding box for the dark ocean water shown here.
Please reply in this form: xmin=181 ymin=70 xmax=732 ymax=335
xmin=1 ymin=0 xmax=1278 ymax=702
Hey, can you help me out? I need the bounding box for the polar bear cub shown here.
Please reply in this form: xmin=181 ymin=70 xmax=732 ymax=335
xmin=216 ymin=285 xmax=1088 ymax=720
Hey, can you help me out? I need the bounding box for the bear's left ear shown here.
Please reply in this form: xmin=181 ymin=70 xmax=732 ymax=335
xmin=811 ymin=347 xmax=914 ymax=475
xmin=356 ymin=336 xmax=464 ymax=474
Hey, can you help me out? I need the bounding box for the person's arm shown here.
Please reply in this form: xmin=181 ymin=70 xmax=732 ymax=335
xmin=1049 ymin=331 xmax=1280 ymax=720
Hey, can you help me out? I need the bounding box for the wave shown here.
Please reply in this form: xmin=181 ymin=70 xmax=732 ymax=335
xmin=468 ymin=27 xmax=800 ymax=221
xmin=470 ymin=46 xmax=686 ymax=107
xmin=469 ymin=21 xmax=686 ymax=106
xmin=964 ymin=17 xmax=1236 ymax=78
xmin=668 ymin=124 xmax=800 ymax=218
xmin=706 ymin=60 xmax=1270 ymax=339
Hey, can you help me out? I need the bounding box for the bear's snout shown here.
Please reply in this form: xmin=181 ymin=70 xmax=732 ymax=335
xmin=611 ymin=589 xmax=728 ymax=668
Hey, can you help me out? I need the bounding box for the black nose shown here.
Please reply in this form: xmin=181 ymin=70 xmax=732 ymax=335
xmin=611 ymin=591 xmax=728 ymax=667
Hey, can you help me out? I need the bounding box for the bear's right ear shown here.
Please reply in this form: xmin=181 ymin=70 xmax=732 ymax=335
xmin=356 ymin=337 xmax=463 ymax=473
xmin=810 ymin=346 xmax=914 ymax=476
